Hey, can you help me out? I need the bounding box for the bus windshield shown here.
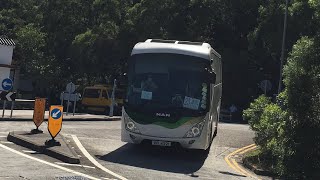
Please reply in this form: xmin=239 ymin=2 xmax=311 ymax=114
xmin=126 ymin=53 xmax=211 ymax=117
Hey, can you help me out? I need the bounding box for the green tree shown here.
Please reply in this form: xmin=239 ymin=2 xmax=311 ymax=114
xmin=15 ymin=24 xmax=47 ymax=75
xmin=281 ymin=36 xmax=320 ymax=178
xmin=244 ymin=1 xmax=320 ymax=177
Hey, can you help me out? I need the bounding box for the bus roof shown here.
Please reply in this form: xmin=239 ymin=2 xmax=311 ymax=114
xmin=131 ymin=39 xmax=221 ymax=60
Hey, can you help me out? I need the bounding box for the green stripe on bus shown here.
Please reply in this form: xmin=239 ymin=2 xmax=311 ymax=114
xmin=126 ymin=109 xmax=204 ymax=129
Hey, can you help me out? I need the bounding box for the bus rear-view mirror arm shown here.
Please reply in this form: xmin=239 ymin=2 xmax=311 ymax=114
xmin=209 ymin=73 xmax=216 ymax=84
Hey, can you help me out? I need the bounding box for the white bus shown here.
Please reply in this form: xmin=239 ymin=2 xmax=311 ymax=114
xmin=121 ymin=39 xmax=222 ymax=151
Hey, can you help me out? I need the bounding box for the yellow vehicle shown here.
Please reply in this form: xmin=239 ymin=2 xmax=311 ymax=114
xmin=81 ymin=84 xmax=125 ymax=114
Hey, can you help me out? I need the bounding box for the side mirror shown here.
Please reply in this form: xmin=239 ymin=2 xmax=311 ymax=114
xmin=204 ymin=67 xmax=216 ymax=84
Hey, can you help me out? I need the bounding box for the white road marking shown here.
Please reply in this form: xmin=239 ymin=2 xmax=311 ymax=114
xmin=71 ymin=135 xmax=128 ymax=180
xmin=0 ymin=135 xmax=7 ymax=138
xmin=0 ymin=143 xmax=100 ymax=180
xmin=0 ymin=141 xmax=13 ymax=144
xmin=22 ymin=150 xmax=37 ymax=153
xmin=55 ymin=162 xmax=96 ymax=169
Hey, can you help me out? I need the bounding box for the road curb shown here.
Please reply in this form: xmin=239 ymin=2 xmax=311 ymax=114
xmin=59 ymin=134 xmax=79 ymax=159
xmin=7 ymin=131 xmax=80 ymax=164
xmin=242 ymin=156 xmax=275 ymax=177
xmin=1 ymin=117 xmax=121 ymax=121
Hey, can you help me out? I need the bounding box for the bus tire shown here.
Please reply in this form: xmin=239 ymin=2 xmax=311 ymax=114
xmin=213 ymin=115 xmax=219 ymax=137
xmin=208 ymin=124 xmax=213 ymax=146
xmin=199 ymin=147 xmax=210 ymax=156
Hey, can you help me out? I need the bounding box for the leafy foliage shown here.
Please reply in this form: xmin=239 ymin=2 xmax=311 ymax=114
xmin=281 ymin=36 xmax=320 ymax=178
xmin=245 ymin=34 xmax=320 ymax=179
xmin=243 ymin=95 xmax=287 ymax=174
xmin=1 ymin=0 xmax=264 ymax=108
xmin=244 ymin=1 xmax=320 ymax=178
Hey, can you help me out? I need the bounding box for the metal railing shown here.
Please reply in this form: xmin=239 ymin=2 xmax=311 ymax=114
xmin=2 ymin=99 xmax=35 ymax=119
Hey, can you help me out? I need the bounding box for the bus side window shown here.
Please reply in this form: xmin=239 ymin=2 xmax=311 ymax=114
xmin=102 ymin=90 xmax=109 ymax=99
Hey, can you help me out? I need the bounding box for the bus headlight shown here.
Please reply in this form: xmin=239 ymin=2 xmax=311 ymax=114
xmin=184 ymin=121 xmax=205 ymax=138
xmin=123 ymin=112 xmax=141 ymax=134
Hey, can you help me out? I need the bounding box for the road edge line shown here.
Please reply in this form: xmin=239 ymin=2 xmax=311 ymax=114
xmin=0 ymin=143 xmax=100 ymax=180
xmin=239 ymin=145 xmax=257 ymax=155
xmin=71 ymin=135 xmax=128 ymax=180
xmin=224 ymin=144 xmax=255 ymax=176
xmin=224 ymin=155 xmax=246 ymax=176
xmin=231 ymin=158 xmax=254 ymax=177
xmin=225 ymin=144 xmax=261 ymax=180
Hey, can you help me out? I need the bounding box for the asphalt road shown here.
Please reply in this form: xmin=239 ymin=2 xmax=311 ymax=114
xmin=0 ymin=119 xmax=257 ymax=180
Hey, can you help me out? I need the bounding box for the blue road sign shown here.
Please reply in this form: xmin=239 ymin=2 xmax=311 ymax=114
xmin=51 ymin=108 xmax=62 ymax=120
xmin=2 ymin=78 xmax=13 ymax=91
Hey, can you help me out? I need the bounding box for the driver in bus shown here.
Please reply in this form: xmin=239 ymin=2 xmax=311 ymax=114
xmin=132 ymin=75 xmax=158 ymax=93
xmin=141 ymin=75 xmax=158 ymax=92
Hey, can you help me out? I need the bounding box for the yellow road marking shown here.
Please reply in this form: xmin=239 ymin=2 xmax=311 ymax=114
xmin=231 ymin=159 xmax=256 ymax=178
xmin=225 ymin=144 xmax=261 ymax=180
xmin=239 ymin=145 xmax=257 ymax=155
xmin=224 ymin=144 xmax=255 ymax=176
xmin=224 ymin=155 xmax=245 ymax=176
xmin=229 ymin=144 xmax=256 ymax=156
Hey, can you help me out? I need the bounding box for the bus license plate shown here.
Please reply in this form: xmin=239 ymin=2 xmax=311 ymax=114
xmin=151 ymin=140 xmax=171 ymax=147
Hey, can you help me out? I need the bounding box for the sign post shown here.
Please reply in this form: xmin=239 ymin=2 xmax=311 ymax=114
xmin=2 ymin=100 xmax=6 ymax=118
xmin=46 ymin=105 xmax=63 ymax=146
xmin=0 ymin=91 xmax=16 ymax=101
xmin=1 ymin=78 xmax=13 ymax=91
xmin=31 ymin=98 xmax=46 ymax=134
xmin=10 ymin=101 xmax=14 ymax=118
xmin=73 ymin=98 xmax=77 ymax=116
xmin=60 ymin=91 xmax=80 ymax=116
xmin=1 ymin=78 xmax=15 ymax=119
xmin=109 ymin=79 xmax=117 ymax=117
xmin=65 ymin=82 xmax=75 ymax=116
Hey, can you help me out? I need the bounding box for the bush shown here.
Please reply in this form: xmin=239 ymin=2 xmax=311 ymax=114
xmin=281 ymin=36 xmax=320 ymax=178
xmin=245 ymin=36 xmax=320 ymax=178
xmin=243 ymin=95 xmax=271 ymax=131
xmin=243 ymin=95 xmax=287 ymax=174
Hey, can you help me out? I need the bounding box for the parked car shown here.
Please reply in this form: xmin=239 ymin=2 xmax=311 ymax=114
xmin=80 ymin=84 xmax=125 ymax=115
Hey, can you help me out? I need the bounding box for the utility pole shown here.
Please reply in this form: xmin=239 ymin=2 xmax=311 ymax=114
xmin=278 ymin=0 xmax=289 ymax=94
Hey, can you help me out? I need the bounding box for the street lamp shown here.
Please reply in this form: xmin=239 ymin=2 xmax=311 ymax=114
xmin=278 ymin=0 xmax=289 ymax=94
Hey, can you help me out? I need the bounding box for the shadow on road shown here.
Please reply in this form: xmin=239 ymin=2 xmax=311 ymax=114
xmin=219 ymin=119 xmax=248 ymax=124
xmin=97 ymin=144 xmax=207 ymax=174
xmin=219 ymin=171 xmax=246 ymax=177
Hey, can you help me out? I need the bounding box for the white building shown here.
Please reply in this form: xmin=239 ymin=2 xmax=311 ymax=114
xmin=0 ymin=37 xmax=15 ymax=91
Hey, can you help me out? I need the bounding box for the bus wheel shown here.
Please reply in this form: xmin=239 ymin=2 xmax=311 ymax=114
xmin=201 ymin=146 xmax=210 ymax=156
xmin=208 ymin=125 xmax=213 ymax=145
xmin=213 ymin=116 xmax=219 ymax=137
